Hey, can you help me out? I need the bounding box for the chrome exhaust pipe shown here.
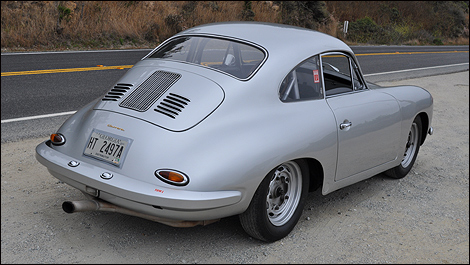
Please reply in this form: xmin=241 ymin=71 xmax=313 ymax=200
xmin=62 ymin=197 xmax=219 ymax=228
xmin=62 ymin=200 xmax=100 ymax=213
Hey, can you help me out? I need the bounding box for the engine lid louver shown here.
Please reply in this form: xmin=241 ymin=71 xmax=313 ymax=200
xmin=154 ymin=93 xmax=191 ymax=119
xmin=92 ymin=63 xmax=224 ymax=132
xmin=119 ymin=70 xmax=181 ymax=112
xmin=102 ymin=83 xmax=133 ymax=101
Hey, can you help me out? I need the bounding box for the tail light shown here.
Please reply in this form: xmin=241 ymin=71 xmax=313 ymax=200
xmin=50 ymin=133 xmax=65 ymax=145
xmin=155 ymin=169 xmax=189 ymax=186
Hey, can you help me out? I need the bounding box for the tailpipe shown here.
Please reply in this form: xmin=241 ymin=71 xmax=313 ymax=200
xmin=61 ymin=197 xmax=219 ymax=228
xmin=62 ymin=200 xmax=100 ymax=213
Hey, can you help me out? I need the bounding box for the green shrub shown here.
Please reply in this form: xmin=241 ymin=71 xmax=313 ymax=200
xmin=58 ymin=4 xmax=71 ymax=22
xmin=276 ymin=1 xmax=329 ymax=29
xmin=432 ymin=38 xmax=443 ymax=45
xmin=242 ymin=1 xmax=255 ymax=21
xmin=347 ymin=17 xmax=380 ymax=43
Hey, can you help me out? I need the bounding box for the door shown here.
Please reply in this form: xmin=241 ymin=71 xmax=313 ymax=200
xmin=321 ymin=53 xmax=402 ymax=181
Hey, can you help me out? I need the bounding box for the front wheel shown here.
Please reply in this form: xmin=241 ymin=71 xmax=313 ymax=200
xmin=239 ymin=160 xmax=309 ymax=242
xmin=386 ymin=116 xmax=422 ymax=179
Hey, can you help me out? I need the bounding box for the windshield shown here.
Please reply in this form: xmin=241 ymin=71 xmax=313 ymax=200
xmin=147 ymin=36 xmax=266 ymax=79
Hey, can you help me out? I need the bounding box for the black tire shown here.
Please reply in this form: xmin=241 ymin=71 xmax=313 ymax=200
xmin=239 ymin=160 xmax=309 ymax=242
xmin=386 ymin=116 xmax=422 ymax=179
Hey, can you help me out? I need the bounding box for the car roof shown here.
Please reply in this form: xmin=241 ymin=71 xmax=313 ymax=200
xmin=176 ymin=22 xmax=354 ymax=60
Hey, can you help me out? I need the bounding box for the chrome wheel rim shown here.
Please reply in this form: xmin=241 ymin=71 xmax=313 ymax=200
xmin=402 ymin=123 xmax=419 ymax=168
xmin=266 ymin=161 xmax=302 ymax=226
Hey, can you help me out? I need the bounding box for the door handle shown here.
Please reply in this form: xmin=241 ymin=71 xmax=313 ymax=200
xmin=340 ymin=120 xmax=352 ymax=130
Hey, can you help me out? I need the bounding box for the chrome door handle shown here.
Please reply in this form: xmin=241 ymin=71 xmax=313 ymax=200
xmin=340 ymin=121 xmax=352 ymax=130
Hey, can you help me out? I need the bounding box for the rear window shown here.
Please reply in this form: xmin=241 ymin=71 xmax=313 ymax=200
xmin=147 ymin=36 xmax=266 ymax=79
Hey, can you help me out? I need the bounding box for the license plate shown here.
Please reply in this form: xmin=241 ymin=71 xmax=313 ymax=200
xmin=83 ymin=130 xmax=132 ymax=167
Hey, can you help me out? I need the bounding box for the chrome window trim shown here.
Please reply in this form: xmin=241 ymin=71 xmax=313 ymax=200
xmin=320 ymin=51 xmax=369 ymax=98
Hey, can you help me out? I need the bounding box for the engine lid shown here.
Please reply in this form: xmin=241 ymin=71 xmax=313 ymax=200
xmin=94 ymin=66 xmax=225 ymax=132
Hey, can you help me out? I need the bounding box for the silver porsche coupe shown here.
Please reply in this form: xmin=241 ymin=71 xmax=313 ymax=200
xmin=36 ymin=22 xmax=434 ymax=242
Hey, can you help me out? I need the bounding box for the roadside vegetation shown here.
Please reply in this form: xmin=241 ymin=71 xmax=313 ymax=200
xmin=1 ymin=1 xmax=469 ymax=52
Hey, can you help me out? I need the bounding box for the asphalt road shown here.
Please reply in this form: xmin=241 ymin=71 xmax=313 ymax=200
xmin=0 ymin=45 xmax=469 ymax=263
xmin=1 ymin=45 xmax=469 ymax=143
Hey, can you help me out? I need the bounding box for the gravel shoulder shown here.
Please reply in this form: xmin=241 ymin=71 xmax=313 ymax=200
xmin=1 ymin=71 xmax=469 ymax=264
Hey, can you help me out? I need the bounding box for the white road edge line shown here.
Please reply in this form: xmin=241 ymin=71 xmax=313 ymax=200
xmin=2 ymin=63 xmax=469 ymax=124
xmin=1 ymin=49 xmax=153 ymax=56
xmin=1 ymin=111 xmax=77 ymax=124
xmin=364 ymin=63 xmax=469 ymax=76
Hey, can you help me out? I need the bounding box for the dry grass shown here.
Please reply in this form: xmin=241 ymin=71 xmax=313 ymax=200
xmin=1 ymin=1 xmax=468 ymax=52
xmin=1 ymin=1 xmax=274 ymax=51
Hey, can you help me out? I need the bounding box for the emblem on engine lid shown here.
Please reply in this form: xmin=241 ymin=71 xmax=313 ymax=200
xmin=107 ymin=124 xmax=125 ymax=131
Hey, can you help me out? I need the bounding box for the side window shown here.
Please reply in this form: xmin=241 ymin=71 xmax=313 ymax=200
xmin=322 ymin=54 xmax=353 ymax=96
xmin=279 ymin=56 xmax=323 ymax=102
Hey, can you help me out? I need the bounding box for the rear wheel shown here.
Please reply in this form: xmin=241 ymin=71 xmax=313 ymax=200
xmin=386 ymin=116 xmax=422 ymax=179
xmin=239 ymin=160 xmax=309 ymax=242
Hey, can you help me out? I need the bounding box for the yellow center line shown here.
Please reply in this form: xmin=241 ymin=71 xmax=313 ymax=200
xmin=1 ymin=50 xmax=467 ymax=77
xmin=1 ymin=65 xmax=134 ymax=77
xmin=354 ymin=50 xmax=468 ymax=56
